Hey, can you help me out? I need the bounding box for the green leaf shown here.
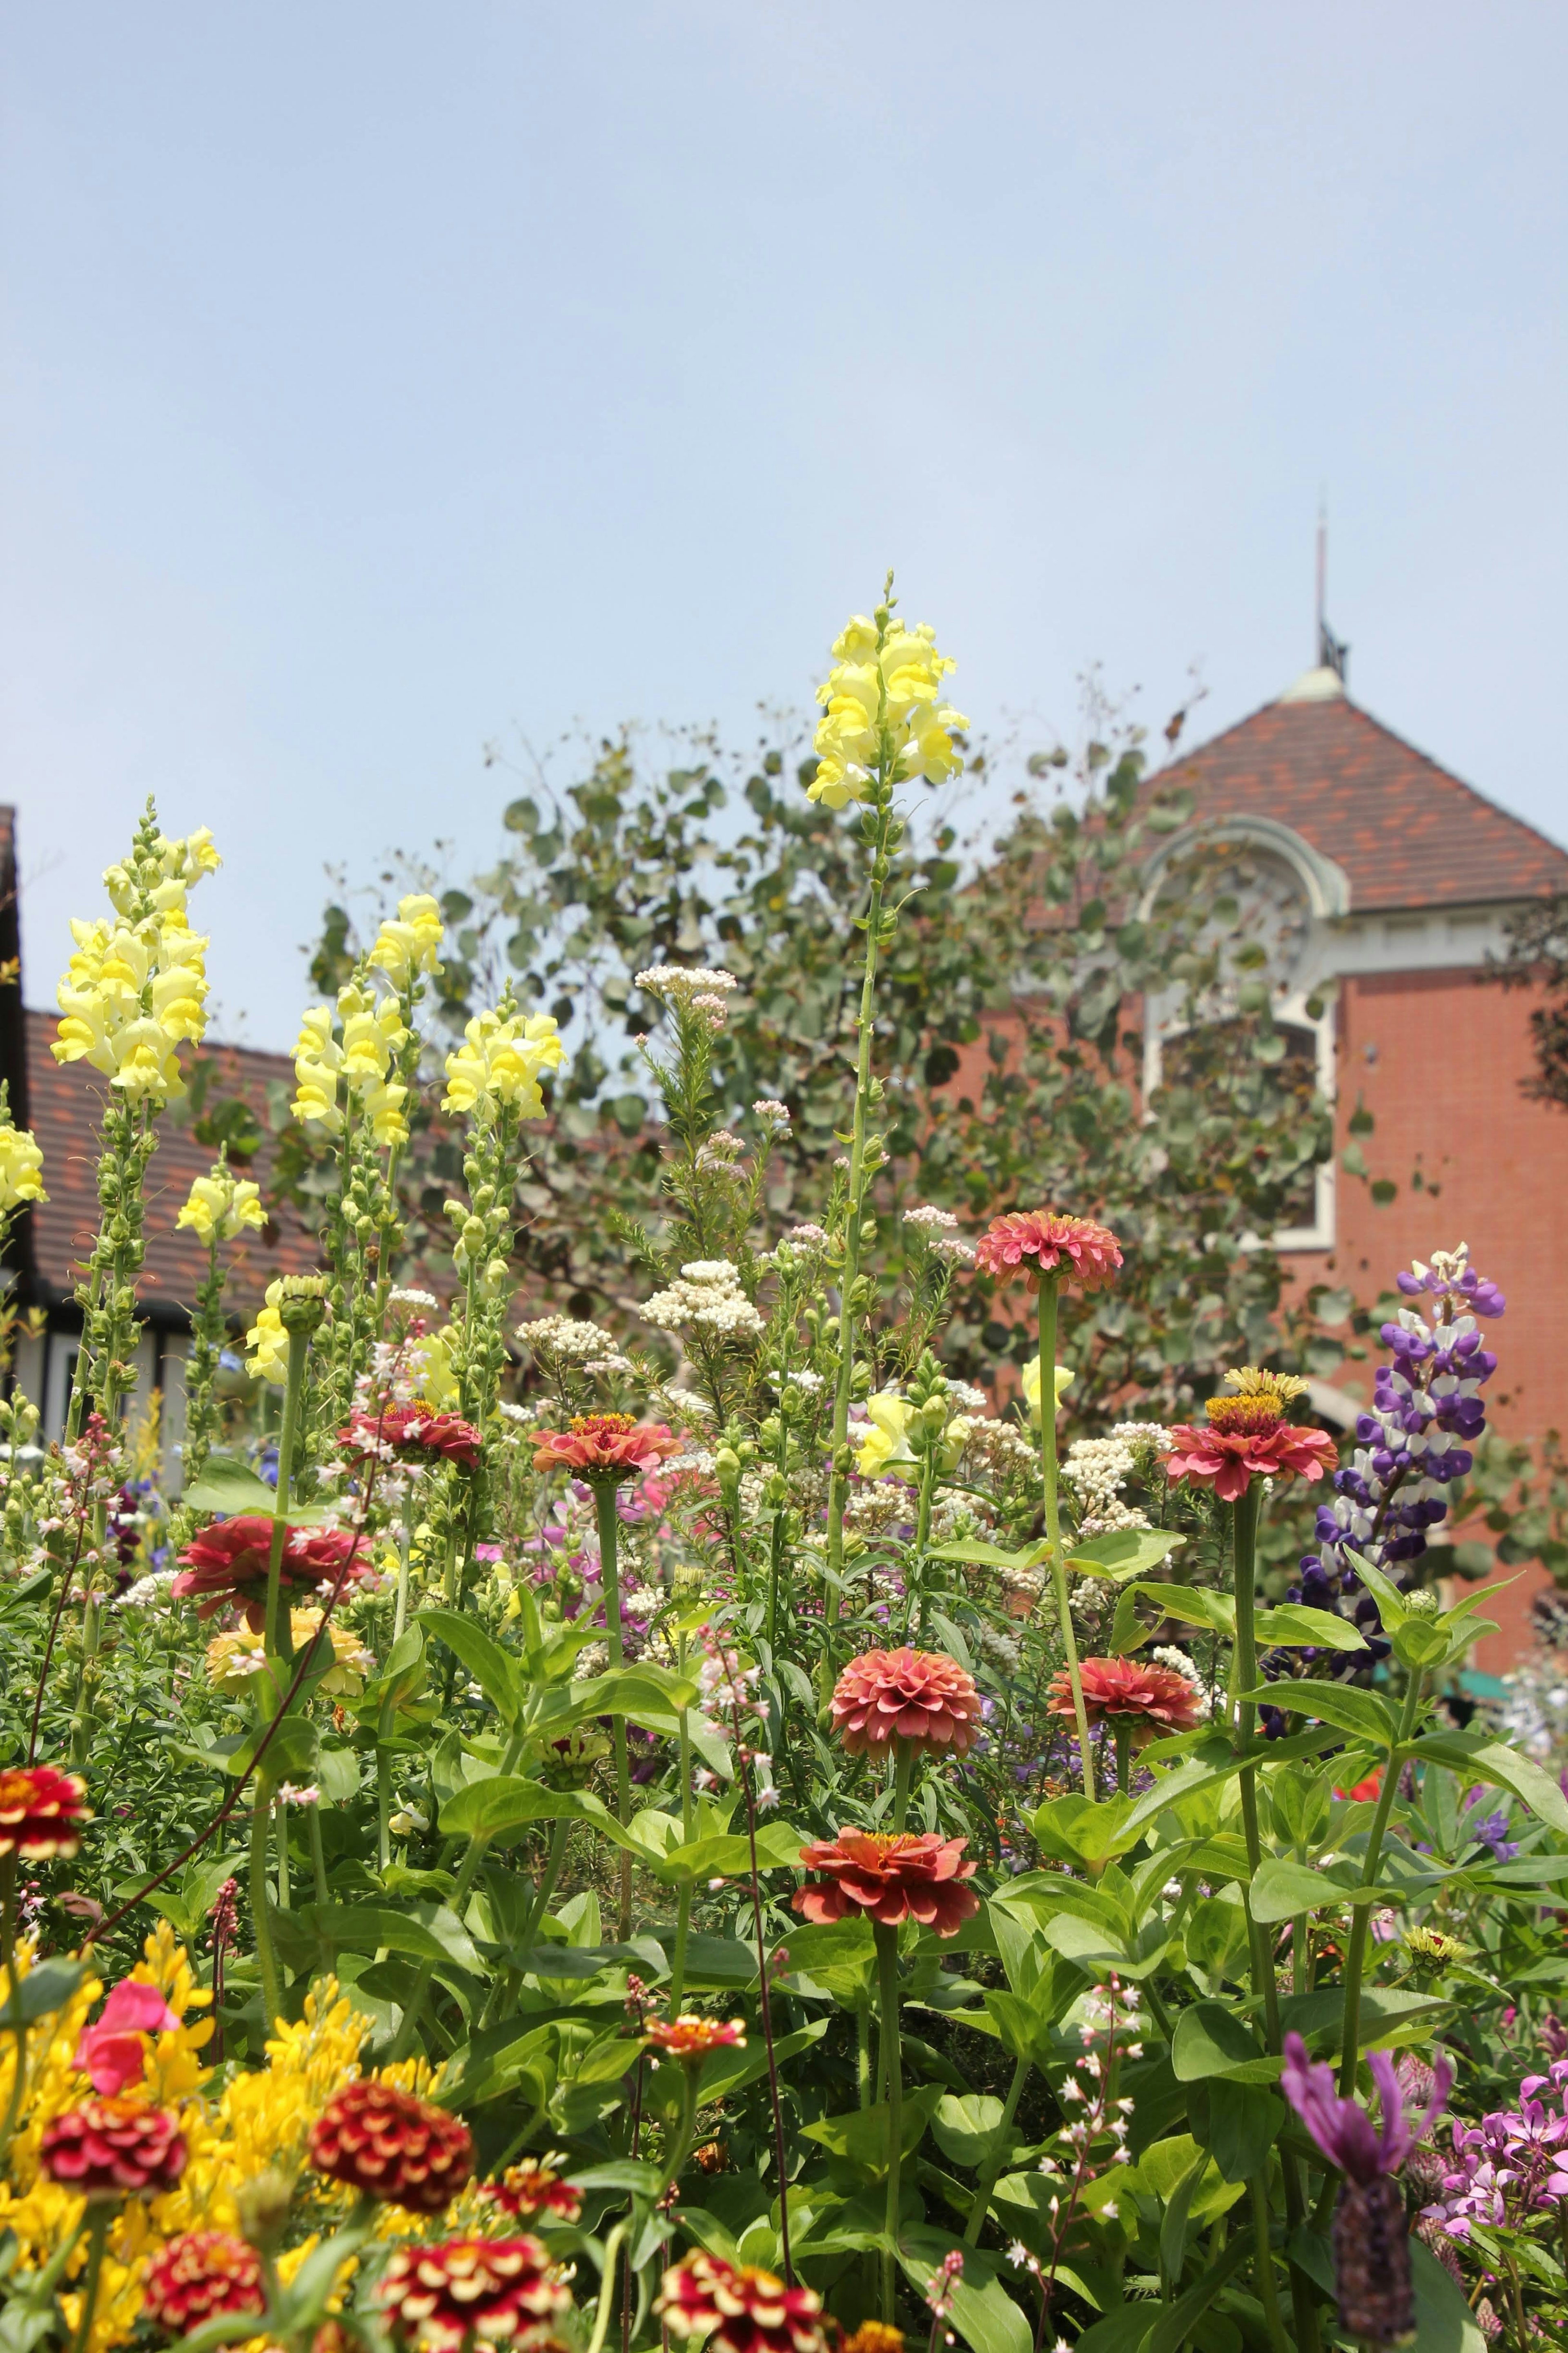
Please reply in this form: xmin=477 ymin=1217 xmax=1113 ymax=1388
xmin=1144 ymin=2237 xmax=1251 ymax=2353
xmin=1244 ymin=1680 xmax=1398 ymax=1749
xmin=897 ymin=2228 xmax=1032 ymax=2353
xmin=1111 ymin=1581 xmax=1234 ymax=1654
xmin=1415 ymin=1739 xmax=1568 ymax=1836
xmin=800 ymin=2083 xmax=942 ymax=2174
xmin=301 ymin=1902 xmax=483 ymax=1973
xmin=932 ymin=2093 xmax=1006 ymax=2171
xmin=440 ymin=1776 xmax=612 ymax=1842
xmin=1170 ymin=2001 xmax=1277 ymax=2085
xmin=2 ymin=1958 xmax=89 ymax=2023
xmin=1253 ymin=1603 xmax=1369 ymax=1653
xmin=1030 ymin=1793 xmax=1140 ymax=1866
xmin=184 ymin=1456 xmax=332 ymax=1524
xmin=1338 ymin=1549 xmax=1409 ymax=1631
xmin=1409 ymin=2237 xmax=1488 ymax=2353
xmin=928 ymin=1539 xmax=1050 ymax=1573
xmin=1250 ymin=1855 xmax=1403 ymax=1925
xmin=1065 ymin=1527 xmax=1186 ymax=1581
xmin=417 ymin=1609 xmax=523 ymax=1724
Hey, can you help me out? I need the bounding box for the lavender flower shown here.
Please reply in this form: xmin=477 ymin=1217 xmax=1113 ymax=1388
xmin=1281 ymin=2032 xmax=1453 ymax=2348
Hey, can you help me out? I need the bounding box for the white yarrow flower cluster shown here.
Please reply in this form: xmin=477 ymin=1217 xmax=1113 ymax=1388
xmin=644 ymin=1260 xmax=765 ymax=1339
xmin=517 ymin=1314 xmax=619 ymax=1362
xmin=1062 ymin=1434 xmax=1153 ymax=1535
xmin=634 ymin=965 xmax=737 ymax=1001
xmin=1151 ymin=1646 xmax=1212 ymax=1719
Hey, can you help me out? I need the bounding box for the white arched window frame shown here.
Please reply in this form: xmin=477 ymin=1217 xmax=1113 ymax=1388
xmin=1138 ymin=817 xmax=1351 ymax=1253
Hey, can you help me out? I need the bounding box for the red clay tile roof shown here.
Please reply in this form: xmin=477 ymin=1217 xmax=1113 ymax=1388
xmin=1159 ymin=689 xmax=1568 ymax=912
xmin=20 ymin=1009 xmax=321 ymax=1321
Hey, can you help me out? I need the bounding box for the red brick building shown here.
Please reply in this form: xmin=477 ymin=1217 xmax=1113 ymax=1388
xmin=1153 ymin=663 xmax=1568 ymax=1669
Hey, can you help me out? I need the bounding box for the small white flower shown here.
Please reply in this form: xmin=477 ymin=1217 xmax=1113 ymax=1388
xmin=276 ymin=1783 xmax=320 ymax=1808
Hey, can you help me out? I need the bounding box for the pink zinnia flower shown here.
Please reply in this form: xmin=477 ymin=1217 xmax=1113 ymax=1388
xmin=343 ymin=1403 xmax=483 ymax=1469
xmin=973 ymin=1209 xmax=1123 ymax=1292
xmin=532 ymin=1415 xmax=679 ymax=1485
xmin=74 ymin=1979 xmax=180 ymax=2096
xmin=830 ymin=1648 xmax=981 ymax=1759
xmin=1047 ymin=1655 xmax=1203 ymax=1744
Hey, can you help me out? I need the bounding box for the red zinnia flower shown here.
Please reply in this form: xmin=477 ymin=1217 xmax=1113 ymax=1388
xmin=308 ymin=2080 xmax=474 ymax=2214
xmin=792 ymin=1831 xmax=979 ymax=1940
xmin=172 ymin=1517 xmax=373 ymax=1624
xmin=374 ymin=2237 xmax=570 ymax=2353
xmin=0 ymin=1763 xmax=89 ymax=1860
xmin=141 ymin=2232 xmax=265 ymax=2334
xmin=657 ymin=2252 xmax=827 ymax=2353
xmin=644 ymin=2016 xmax=747 ymax=2062
xmin=484 ymin=2155 xmax=583 ymax=2225
xmin=40 ymin=2099 xmax=186 ymax=2197
xmin=342 ymin=1404 xmax=483 ymax=1470
xmin=532 ymin=1415 xmax=679 ymax=1484
xmin=830 ymin=1648 xmax=981 ymax=1760
xmin=973 ymin=1209 xmax=1123 ymax=1292
xmin=1165 ymin=1399 xmax=1338 ymax=1503
xmin=1047 ymin=1655 xmax=1203 ymax=1744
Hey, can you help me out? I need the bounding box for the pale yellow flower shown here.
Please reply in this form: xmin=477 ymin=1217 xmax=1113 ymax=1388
xmin=0 ymin=1125 xmax=46 ymax=1212
xmin=442 ymin=1006 xmax=564 ymax=1117
xmin=416 ymin=1324 xmax=460 ymax=1410
xmin=52 ymin=838 xmax=216 ymax=1104
xmin=368 ymin=892 xmax=445 ymax=991
xmin=245 ymin=1279 xmax=289 ymax=1385
xmin=856 ymin=1393 xmax=917 ymax=1481
xmin=809 ymin=611 xmax=967 ymax=808
xmin=176 ymin=1167 xmax=266 ymax=1246
xmin=1021 ymin=1356 xmax=1075 ymax=1425
xmin=209 ymin=1613 xmax=373 ymax=1697
xmin=292 ymin=1004 xmax=343 ymax=1131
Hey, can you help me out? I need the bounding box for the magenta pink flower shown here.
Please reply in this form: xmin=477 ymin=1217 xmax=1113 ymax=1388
xmin=532 ymin=1415 xmax=679 ymax=1485
xmin=74 ymin=1980 xmax=180 ymax=2096
xmin=973 ymin=1209 xmax=1123 ymax=1293
xmin=1165 ymin=1399 xmax=1337 ymax=1502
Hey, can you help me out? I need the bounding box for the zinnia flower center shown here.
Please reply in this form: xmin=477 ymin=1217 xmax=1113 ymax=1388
xmin=1204 ymin=1394 xmax=1286 ymax=1437
xmin=569 ymin=1413 xmax=635 ymax=1436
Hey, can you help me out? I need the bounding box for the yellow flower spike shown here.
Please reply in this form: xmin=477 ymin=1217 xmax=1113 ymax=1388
xmin=0 ymin=1124 xmax=46 ymax=1212
xmin=855 ymin=1393 xmax=918 ymax=1482
xmin=442 ymin=1006 xmax=564 ymax=1118
xmin=808 ymin=605 xmax=967 ymax=807
xmin=245 ymin=1280 xmax=290 ymax=1385
xmin=368 ymin=892 xmax=445 ymax=990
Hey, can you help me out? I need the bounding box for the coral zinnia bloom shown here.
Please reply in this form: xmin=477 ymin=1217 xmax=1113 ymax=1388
xmin=484 ymin=2155 xmax=583 ymax=2224
xmin=973 ymin=1209 xmax=1123 ymax=1292
xmin=40 ymin=2099 xmax=186 ymax=2197
xmin=532 ymin=1414 xmax=679 ymax=1484
xmin=792 ymin=1831 xmax=979 ymax=1939
xmin=141 ymin=2232 xmax=265 ymax=2333
xmin=1047 ymin=1655 xmax=1203 ymax=1744
xmin=374 ymin=2236 xmax=570 ymax=2353
xmin=0 ymin=1763 xmax=89 ymax=1860
xmin=308 ymin=2080 xmax=474 ymax=2214
xmin=343 ymin=1403 xmax=483 ymax=1469
xmin=645 ymin=2015 xmax=747 ymax=2061
xmin=830 ymin=1648 xmax=981 ymax=1759
xmin=657 ymin=2251 xmax=827 ymax=2353
xmin=172 ymin=1516 xmax=372 ymax=1624
xmin=1165 ymin=1399 xmax=1337 ymax=1502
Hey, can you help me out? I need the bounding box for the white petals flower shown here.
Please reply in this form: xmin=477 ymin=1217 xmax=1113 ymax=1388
xmin=645 ymin=1260 xmax=765 ymax=1339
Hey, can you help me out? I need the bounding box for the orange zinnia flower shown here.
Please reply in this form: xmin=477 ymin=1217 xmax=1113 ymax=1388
xmin=532 ymin=1415 xmax=679 ymax=1485
xmin=645 ymin=2015 xmax=747 ymax=2062
xmin=1165 ymin=1396 xmax=1337 ymax=1503
xmin=792 ymin=1831 xmax=979 ymax=1939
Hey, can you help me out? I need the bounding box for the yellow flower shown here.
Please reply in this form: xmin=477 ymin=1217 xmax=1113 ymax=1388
xmin=292 ymin=1004 xmax=343 ymax=1131
xmin=338 ymin=984 xmax=406 ymax=1087
xmin=808 ymin=609 xmax=967 ymax=808
xmin=246 ymin=1280 xmax=290 ymax=1385
xmin=292 ymin=1608 xmax=376 ymax=1695
xmin=368 ymin=893 xmax=445 ymax=991
xmin=442 ymin=1006 xmax=564 ymax=1117
xmin=176 ymin=1167 xmax=266 ymax=1246
xmin=0 ymin=1124 xmax=46 ymax=1212
xmin=1021 ymin=1356 xmax=1074 ymax=1425
xmin=417 ymin=1324 xmax=460 ymax=1409
xmin=359 ymin=1074 xmax=410 ymax=1149
xmin=856 ymin=1393 xmax=917 ymax=1481
xmin=52 ymin=834 xmax=216 ymax=1104
xmin=206 ymin=1624 xmax=270 ymax=1693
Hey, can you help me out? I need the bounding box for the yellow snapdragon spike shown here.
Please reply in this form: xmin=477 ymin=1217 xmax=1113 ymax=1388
xmin=245 ymin=1281 xmax=289 ymax=1384
xmin=0 ymin=1126 xmax=45 ymax=1212
xmin=369 ymin=891 xmax=445 ymax=989
xmin=856 ymin=1392 xmax=918 ymax=1481
xmin=808 ymin=606 xmax=967 ymax=805
xmin=178 ymin=1168 xmax=268 ymax=1244
xmin=441 ymin=1007 xmax=564 ymax=1116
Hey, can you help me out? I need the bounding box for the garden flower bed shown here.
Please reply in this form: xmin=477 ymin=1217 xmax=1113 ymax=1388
xmin=0 ymin=592 xmax=1554 ymax=2351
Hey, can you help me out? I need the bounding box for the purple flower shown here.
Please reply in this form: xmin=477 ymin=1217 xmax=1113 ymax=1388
xmin=1281 ymin=2032 xmax=1453 ymax=2182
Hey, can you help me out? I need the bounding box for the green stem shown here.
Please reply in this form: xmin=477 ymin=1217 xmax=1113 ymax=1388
xmin=822 ymin=778 xmax=897 ymax=1707
xmin=69 ymin=2202 xmax=112 ymax=2353
xmin=891 ymin=1741 xmax=914 ymax=1834
xmin=594 ymin=1482 xmax=633 ymax=1940
xmin=250 ymin=1783 xmax=283 ymax=2028
xmin=1038 ymin=1279 xmax=1092 ymax=1799
xmin=263 ymin=1327 xmax=310 ymax=1665
xmin=1337 ymin=1668 xmax=1425 ymax=2096
xmin=670 ymin=1884 xmax=693 ymax=2016
xmin=857 ymin=1997 xmax=872 ymax=2109
xmin=1248 ymin=2175 xmax=1291 ymax=2353
xmin=586 ymin=2222 xmax=631 ymax=2353
xmin=875 ymin=1921 xmax=903 ymax=2324
xmin=389 ymin=1728 xmax=526 ymax=2060
xmin=307 ymin=1805 xmax=328 ymax=1907
xmin=393 ymin=1519 xmax=412 ymax=1644
xmin=963 ymin=2056 xmax=1029 ymax=2244
xmin=1113 ymin=1720 xmax=1132 ymax=1797
xmin=0 ymin=1857 xmax=29 ymax=2171
xmin=1231 ymin=1484 xmax=1283 ymax=2050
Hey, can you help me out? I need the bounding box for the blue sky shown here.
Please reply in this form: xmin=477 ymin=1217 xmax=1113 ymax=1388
xmin=4 ymin=3 xmax=1564 ymax=1049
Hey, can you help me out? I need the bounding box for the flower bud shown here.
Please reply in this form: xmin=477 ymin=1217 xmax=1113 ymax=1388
xmin=235 ymin=2166 xmax=294 ymax=2253
xmin=1403 ymin=1588 xmax=1442 ymax=1620
xmin=277 ymin=1276 xmax=329 ymax=1336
